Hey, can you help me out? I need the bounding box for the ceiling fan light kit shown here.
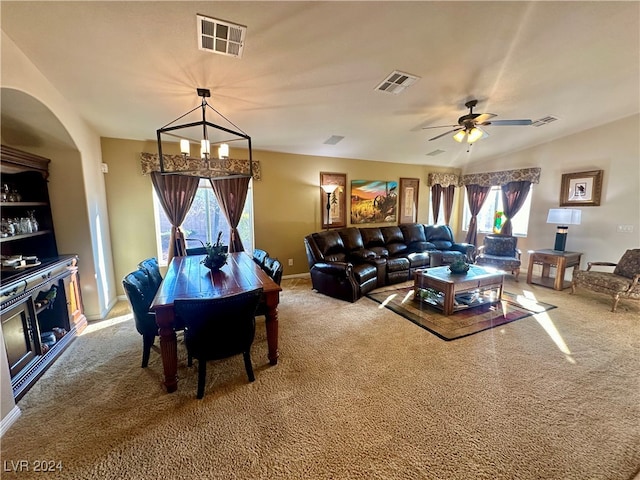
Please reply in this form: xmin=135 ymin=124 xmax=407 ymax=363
xmin=425 ymin=99 xmax=532 ymax=144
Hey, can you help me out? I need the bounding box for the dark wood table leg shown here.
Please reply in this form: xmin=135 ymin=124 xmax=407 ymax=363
xmin=155 ymin=307 xmax=178 ymax=393
xmin=264 ymin=291 xmax=280 ymax=365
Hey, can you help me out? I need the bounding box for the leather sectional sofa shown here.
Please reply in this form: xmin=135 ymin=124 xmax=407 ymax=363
xmin=304 ymin=223 xmax=475 ymax=302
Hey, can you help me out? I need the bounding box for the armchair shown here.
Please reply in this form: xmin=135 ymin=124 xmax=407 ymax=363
xmin=475 ymin=235 xmax=522 ymax=280
xmin=571 ymin=248 xmax=640 ymax=312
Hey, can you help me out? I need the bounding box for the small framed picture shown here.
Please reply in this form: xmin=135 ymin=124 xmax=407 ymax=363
xmin=559 ymin=170 xmax=603 ymax=207
xmin=398 ymin=178 xmax=419 ymax=223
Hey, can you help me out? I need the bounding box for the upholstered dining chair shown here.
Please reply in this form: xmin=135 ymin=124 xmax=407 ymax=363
xmin=138 ymin=257 xmax=162 ymax=291
xmin=122 ymin=269 xmax=161 ymax=368
xmin=263 ymin=257 xmax=284 ymax=286
xmin=253 ymin=248 xmax=269 ymax=268
xmin=474 ymin=235 xmax=522 ymax=280
xmin=173 ymin=288 xmax=263 ymax=399
xmin=571 ymin=248 xmax=640 ymax=312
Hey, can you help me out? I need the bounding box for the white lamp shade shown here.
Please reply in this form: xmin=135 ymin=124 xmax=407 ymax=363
xmin=452 ymin=130 xmax=466 ymax=143
xmin=321 ymin=184 xmax=338 ymax=194
xmin=546 ymin=208 xmax=582 ymax=225
xmin=218 ymin=143 xmax=229 ymax=159
xmin=200 ymin=139 xmax=210 ymax=157
xmin=180 ymin=139 xmax=190 ymax=156
xmin=466 ymin=127 xmax=484 ymax=143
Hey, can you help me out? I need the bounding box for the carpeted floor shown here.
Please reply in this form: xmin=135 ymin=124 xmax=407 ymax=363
xmin=366 ymin=283 xmax=556 ymax=340
xmin=1 ymin=276 xmax=639 ymax=479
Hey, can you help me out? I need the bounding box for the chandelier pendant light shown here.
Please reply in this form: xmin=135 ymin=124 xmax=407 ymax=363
xmin=156 ymin=88 xmax=252 ymax=177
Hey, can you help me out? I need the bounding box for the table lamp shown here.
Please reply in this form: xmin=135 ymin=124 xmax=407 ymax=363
xmin=321 ymin=184 xmax=338 ymax=228
xmin=546 ymin=208 xmax=581 ymax=251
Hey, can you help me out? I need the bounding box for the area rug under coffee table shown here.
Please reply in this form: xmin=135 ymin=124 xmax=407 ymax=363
xmin=366 ymin=283 xmax=556 ymax=341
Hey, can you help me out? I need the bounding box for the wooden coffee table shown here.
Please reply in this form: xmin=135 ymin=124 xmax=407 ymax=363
xmin=414 ymin=265 xmax=504 ymax=316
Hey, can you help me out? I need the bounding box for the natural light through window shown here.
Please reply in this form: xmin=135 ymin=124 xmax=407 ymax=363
xmin=152 ymin=178 xmax=254 ymax=265
xmin=462 ymin=185 xmax=532 ymax=236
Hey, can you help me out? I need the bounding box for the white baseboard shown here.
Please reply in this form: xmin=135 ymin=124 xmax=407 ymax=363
xmin=0 ymin=405 xmax=21 ymax=437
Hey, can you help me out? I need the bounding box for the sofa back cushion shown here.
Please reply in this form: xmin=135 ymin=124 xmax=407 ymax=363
xmin=338 ymin=228 xmax=365 ymax=251
xmin=400 ymin=223 xmax=426 ymax=244
xmin=360 ymin=228 xmax=385 ymax=247
xmin=613 ymin=249 xmax=640 ymax=279
xmin=424 ymin=224 xmax=454 ymax=250
xmin=312 ymin=231 xmax=347 ymax=262
xmin=380 ymin=226 xmax=407 ymax=256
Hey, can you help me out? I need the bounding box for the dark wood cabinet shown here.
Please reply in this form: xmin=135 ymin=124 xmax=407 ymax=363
xmin=1 ymin=145 xmax=58 ymax=259
xmin=0 ymin=146 xmax=86 ymax=401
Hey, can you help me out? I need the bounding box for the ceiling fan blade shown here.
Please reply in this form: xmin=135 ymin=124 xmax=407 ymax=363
xmin=485 ymin=119 xmax=533 ymax=126
xmin=429 ymin=128 xmax=462 ymax=141
xmin=474 ymin=113 xmax=496 ymax=124
xmin=422 ymin=124 xmax=459 ymax=130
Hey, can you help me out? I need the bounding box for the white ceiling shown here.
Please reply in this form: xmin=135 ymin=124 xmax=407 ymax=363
xmin=1 ymin=1 xmax=639 ymax=168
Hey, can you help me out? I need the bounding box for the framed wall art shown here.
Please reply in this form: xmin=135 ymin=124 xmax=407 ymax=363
xmin=350 ymin=180 xmax=397 ymax=224
xmin=320 ymin=172 xmax=347 ymax=229
xmin=398 ymin=178 xmax=419 ymax=224
xmin=559 ymin=170 xmax=603 ymax=207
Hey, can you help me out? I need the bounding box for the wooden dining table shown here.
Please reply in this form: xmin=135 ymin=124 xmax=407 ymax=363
xmin=150 ymin=251 xmax=282 ymax=393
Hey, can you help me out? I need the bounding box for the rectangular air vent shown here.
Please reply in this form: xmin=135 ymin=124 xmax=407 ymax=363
xmin=197 ymin=14 xmax=246 ymax=58
xmin=426 ymin=149 xmax=445 ymax=157
xmin=531 ymin=115 xmax=559 ymax=127
xmin=323 ymin=135 xmax=344 ymax=145
xmin=375 ymin=71 xmax=420 ymax=95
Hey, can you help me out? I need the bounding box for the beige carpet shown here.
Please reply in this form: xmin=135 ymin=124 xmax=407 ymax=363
xmin=1 ymin=277 xmax=639 ymax=479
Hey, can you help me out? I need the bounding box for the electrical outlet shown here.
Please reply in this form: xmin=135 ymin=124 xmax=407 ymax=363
xmin=616 ymin=224 xmax=634 ymax=233
xmin=288 ymin=258 xmax=294 ymax=266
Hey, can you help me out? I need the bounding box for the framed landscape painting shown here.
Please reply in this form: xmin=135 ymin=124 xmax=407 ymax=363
xmin=398 ymin=178 xmax=419 ymax=223
xmin=559 ymin=170 xmax=603 ymax=207
xmin=350 ymin=180 xmax=397 ymax=224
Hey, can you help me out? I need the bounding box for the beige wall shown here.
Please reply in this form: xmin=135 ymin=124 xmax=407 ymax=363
xmin=103 ymin=114 xmax=640 ymax=299
xmin=101 ymin=138 xmax=461 ymax=295
xmin=469 ymin=114 xmax=640 ymax=267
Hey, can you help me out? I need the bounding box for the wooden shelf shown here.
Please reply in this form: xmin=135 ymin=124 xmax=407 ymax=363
xmin=0 ymin=230 xmax=52 ymax=243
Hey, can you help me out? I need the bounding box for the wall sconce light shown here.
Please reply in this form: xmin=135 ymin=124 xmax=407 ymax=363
xmin=546 ymin=208 xmax=582 ymax=251
xmin=321 ymin=184 xmax=338 ymax=229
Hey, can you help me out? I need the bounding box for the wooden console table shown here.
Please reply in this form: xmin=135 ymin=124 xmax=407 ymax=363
xmin=527 ymin=249 xmax=582 ymax=291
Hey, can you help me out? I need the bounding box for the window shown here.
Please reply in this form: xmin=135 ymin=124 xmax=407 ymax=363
xmin=462 ymin=185 xmax=532 ymax=236
xmin=427 ymin=199 xmax=445 ymax=225
xmin=153 ymin=178 xmax=254 ymax=265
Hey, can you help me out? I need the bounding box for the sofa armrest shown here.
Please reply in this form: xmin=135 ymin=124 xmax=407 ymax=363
xmin=451 ymin=242 xmax=476 ymax=261
xmin=348 ymin=249 xmax=377 ymax=263
xmin=311 ymin=261 xmax=353 ymax=277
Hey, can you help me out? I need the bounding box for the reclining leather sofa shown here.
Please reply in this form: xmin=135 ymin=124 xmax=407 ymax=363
xmin=304 ymin=223 xmax=475 ymax=302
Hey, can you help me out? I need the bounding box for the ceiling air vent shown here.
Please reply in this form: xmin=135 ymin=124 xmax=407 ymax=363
xmin=323 ymin=135 xmax=344 ymax=145
xmin=426 ymin=149 xmax=445 ymax=157
xmin=375 ymin=71 xmax=420 ymax=95
xmin=197 ymin=14 xmax=246 ymax=58
xmin=531 ymin=115 xmax=559 ymax=127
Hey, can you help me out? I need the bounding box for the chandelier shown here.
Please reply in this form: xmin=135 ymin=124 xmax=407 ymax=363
xmin=156 ymin=88 xmax=253 ymax=177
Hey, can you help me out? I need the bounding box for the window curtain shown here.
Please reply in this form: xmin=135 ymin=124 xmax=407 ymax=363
xmin=464 ymin=184 xmax=491 ymax=246
xmin=209 ymin=176 xmax=250 ymax=253
xmin=150 ymin=172 xmax=200 ymax=263
xmin=442 ymin=185 xmax=456 ymax=225
xmin=430 ymin=184 xmax=443 ymax=224
xmin=500 ymin=181 xmax=532 ymax=236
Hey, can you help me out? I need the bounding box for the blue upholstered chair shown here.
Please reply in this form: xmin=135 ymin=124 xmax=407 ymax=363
xmin=474 ymin=235 xmax=522 ymax=280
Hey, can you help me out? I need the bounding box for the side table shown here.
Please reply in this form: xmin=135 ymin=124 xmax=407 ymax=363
xmin=526 ymin=249 xmax=582 ymax=290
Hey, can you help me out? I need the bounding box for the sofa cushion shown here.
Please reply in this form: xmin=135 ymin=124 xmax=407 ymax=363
xmin=400 ymin=223 xmax=426 ymax=244
xmin=405 ymin=252 xmax=431 ymax=268
xmin=368 ymin=246 xmax=389 ymax=258
xmin=431 ymin=240 xmax=453 ymax=250
xmin=313 ymin=231 xmax=345 ymax=257
xmin=338 ymin=227 xmax=365 ymax=251
xmin=352 ymin=263 xmax=378 ymax=284
xmin=613 ymin=249 xmax=640 ymax=279
xmin=361 ymin=227 xmax=385 ymax=247
xmin=386 ymin=257 xmax=410 ymax=272
xmin=484 ymin=235 xmax=517 ymax=257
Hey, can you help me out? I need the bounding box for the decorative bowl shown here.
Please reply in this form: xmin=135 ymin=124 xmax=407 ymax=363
xmin=448 ymin=261 xmax=470 ymax=275
xmin=203 ymin=253 xmax=228 ymax=271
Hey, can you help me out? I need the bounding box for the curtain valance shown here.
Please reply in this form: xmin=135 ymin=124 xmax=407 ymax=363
xmin=461 ymin=167 xmax=540 ymax=187
xmin=140 ymin=152 xmax=261 ymax=180
xmin=426 ymin=173 xmax=460 ymax=187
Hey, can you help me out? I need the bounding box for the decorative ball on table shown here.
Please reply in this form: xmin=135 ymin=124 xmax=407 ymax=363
xmin=202 ymin=231 xmax=229 ymax=271
xmin=448 ymin=257 xmax=470 ymax=275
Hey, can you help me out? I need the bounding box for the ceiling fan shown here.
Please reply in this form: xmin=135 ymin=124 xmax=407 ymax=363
xmin=424 ymin=99 xmax=532 ymax=143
